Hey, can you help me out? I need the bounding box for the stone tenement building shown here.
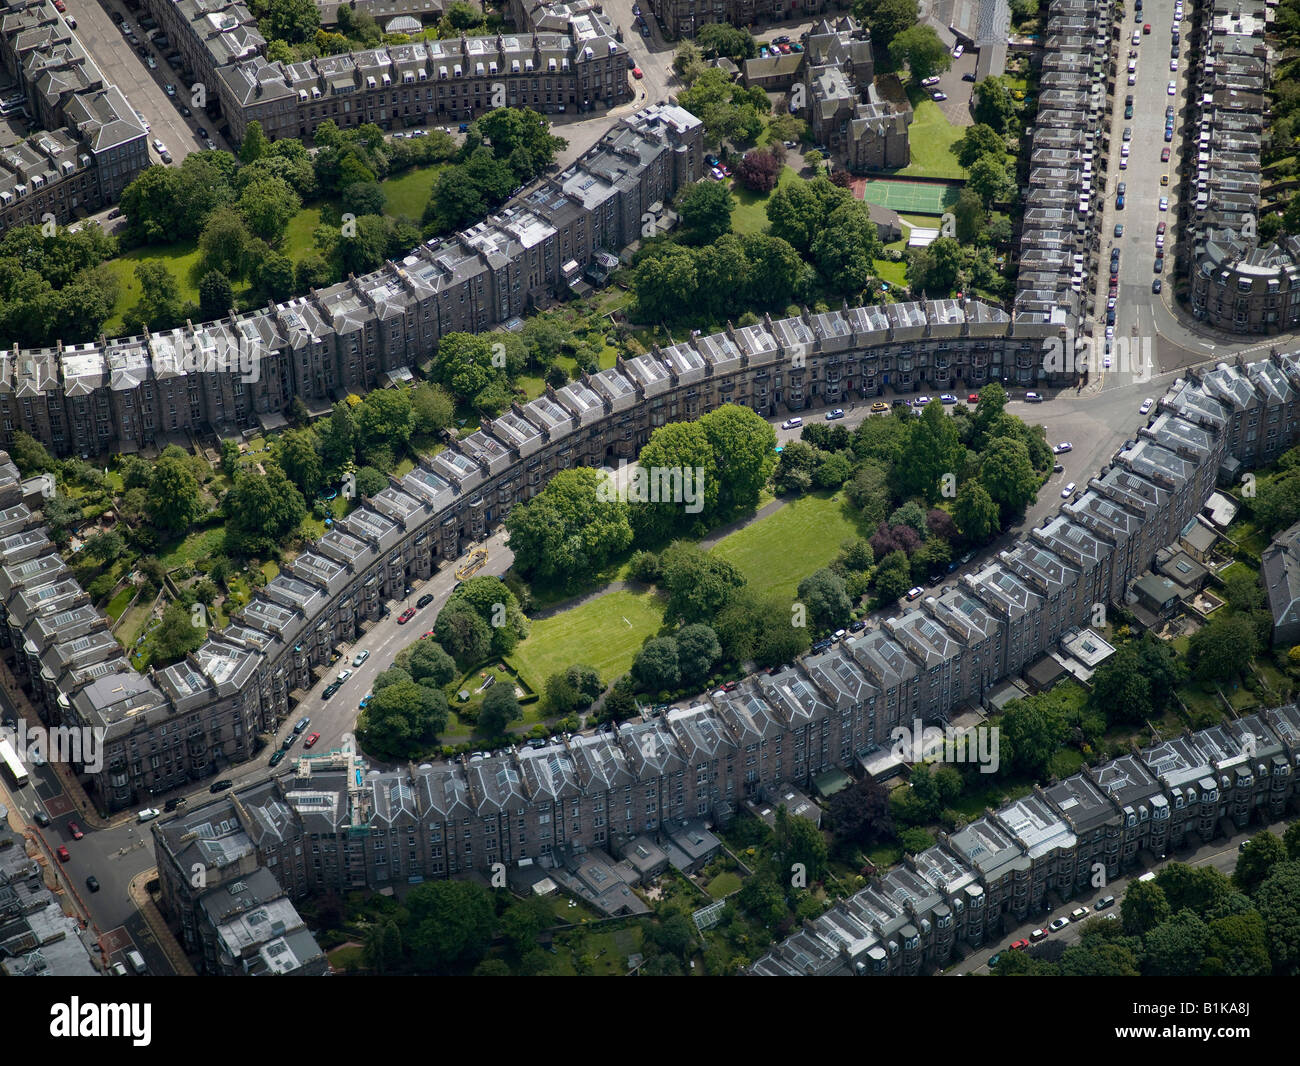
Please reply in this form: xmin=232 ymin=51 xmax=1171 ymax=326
xmin=0 ymin=0 xmax=148 ymax=227
xmin=136 ymin=0 xmax=632 ymax=146
xmin=646 ymin=0 xmax=848 ymax=40
xmin=143 ymin=344 xmax=1300 ymax=973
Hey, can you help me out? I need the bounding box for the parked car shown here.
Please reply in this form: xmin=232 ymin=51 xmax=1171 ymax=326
xmin=322 ymin=681 xmax=341 ymax=699
xmin=631 ymin=67 xmax=642 ymax=78
xmin=905 ymin=586 xmax=924 ymax=601
xmin=398 ymin=607 xmax=417 ymax=623
xmin=281 ymin=734 xmax=296 ymax=751
xmin=1053 ymin=442 xmax=1073 ymax=453
xmin=68 ymin=821 xmax=83 ymax=840
xmin=34 ymin=810 xmax=50 ymax=827
xmin=352 ymin=649 xmax=370 ymax=667
xmin=1010 ymin=938 xmax=1030 ymax=951
xmin=56 ymin=845 xmax=70 ymax=862
xmin=337 ymin=668 xmax=352 ymax=682
xmin=1024 ymin=391 xmax=1042 ymax=402
xmin=1159 ymin=197 xmax=1169 ymax=211
xmin=304 ymin=732 xmax=321 ymax=749
xmin=781 ymin=417 xmax=802 ymax=429
xmin=137 ymin=807 xmax=161 ymax=823
xmin=1095 ymin=895 xmax=1116 ymax=910
xmin=1140 ymin=398 xmax=1154 ymax=414
xmin=416 ymin=593 xmax=434 ymax=608
xmin=1061 ymin=482 xmax=1077 ymax=498
xmin=1070 ymin=907 xmax=1090 ymax=921
xmin=931 ymin=91 xmax=947 ymax=101
xmin=269 ymin=749 xmax=286 ymax=767
xmin=825 ymin=408 xmax=844 ymax=420
xmin=870 ymin=401 xmax=890 ymax=412
xmin=163 ymin=797 xmax=186 ymax=812
xmin=209 ymin=779 xmax=233 ymax=793
xmin=1030 ymin=927 xmax=1048 ymax=941
xmin=940 ymin=394 xmax=957 ymax=404
xmin=968 ymin=393 xmax=980 ymax=403
xmin=1049 ymin=916 xmax=1070 ymax=931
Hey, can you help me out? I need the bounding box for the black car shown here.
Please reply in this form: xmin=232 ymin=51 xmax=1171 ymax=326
xmin=196 ymin=126 xmax=208 ymax=138
xmin=281 ymin=733 xmax=297 ymax=751
xmin=269 ymin=749 xmax=286 ymax=767
xmin=416 ymin=593 xmax=434 ymax=609
xmin=163 ymin=797 xmax=186 ymax=812
xmin=962 ymin=71 xmax=976 ymax=81
xmin=34 ymin=810 xmax=50 ymax=827
xmin=86 ymin=876 xmax=100 ymax=893
xmin=209 ymin=779 xmax=233 ymax=794
xmin=322 ymin=681 xmax=342 ymax=699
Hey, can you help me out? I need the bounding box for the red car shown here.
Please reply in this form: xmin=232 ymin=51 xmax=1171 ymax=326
xmin=68 ymin=821 xmax=83 ymax=840
xmin=422 ymin=629 xmax=436 ymax=639
xmin=1161 ymin=146 xmax=1170 ymax=162
xmin=632 ymin=67 xmax=643 ymax=79
xmin=1157 ymin=220 xmax=1167 ymax=234
xmin=1143 ymin=22 xmax=1151 ymax=32
xmin=57 ymin=845 xmax=70 ymax=862
xmin=968 ymin=393 xmax=979 ymax=403
xmin=1010 ymin=938 xmax=1030 ymax=951
xmin=53 ymin=0 xmax=65 ymax=9
xmin=398 ymin=607 xmax=417 ymax=624
xmin=304 ymin=732 xmax=320 ymax=749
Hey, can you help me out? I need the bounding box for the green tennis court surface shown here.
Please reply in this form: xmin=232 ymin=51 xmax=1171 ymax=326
xmin=860 ymin=180 xmax=962 ymax=215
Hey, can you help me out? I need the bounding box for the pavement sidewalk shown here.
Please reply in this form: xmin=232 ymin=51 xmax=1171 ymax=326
xmin=128 ymin=868 xmax=196 ymax=977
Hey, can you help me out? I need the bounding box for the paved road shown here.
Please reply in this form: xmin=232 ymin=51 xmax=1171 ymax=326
xmin=948 ymin=813 xmax=1297 ymax=974
xmin=76 ymin=0 xmax=231 ymax=168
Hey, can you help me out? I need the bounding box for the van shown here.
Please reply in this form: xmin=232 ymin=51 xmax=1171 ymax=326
xmin=126 ymin=950 xmax=147 ymax=975
xmin=111 ymin=961 xmax=128 ymax=977
xmin=1137 ymin=871 xmax=1156 ymax=883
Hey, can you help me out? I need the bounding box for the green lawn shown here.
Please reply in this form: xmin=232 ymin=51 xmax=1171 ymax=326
xmin=711 ymin=492 xmax=868 ymax=603
xmin=705 ymin=871 xmax=743 ymax=898
xmin=873 ymin=258 xmax=908 ymax=287
xmin=103 ymin=241 xmax=204 ymax=333
xmin=730 ymin=165 xmax=800 ymax=236
xmin=282 ymin=206 xmax=322 ymax=262
xmin=895 ymin=96 xmax=969 ymax=180
xmin=106 ymin=586 xmax=136 ymax=621
xmin=382 ymin=165 xmax=446 ymax=220
xmin=508 ymin=587 xmax=666 ymax=692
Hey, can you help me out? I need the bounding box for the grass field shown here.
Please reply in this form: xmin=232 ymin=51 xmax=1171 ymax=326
xmin=895 ymin=96 xmax=970 ymax=180
xmin=730 ymin=165 xmax=800 ymax=235
xmin=103 ymin=241 xmax=203 ymax=333
xmin=381 ymin=164 xmax=446 ymax=220
xmin=711 ymin=492 xmax=868 ymax=603
xmin=508 ymin=587 xmax=666 ymax=691
xmin=873 ymin=257 xmax=908 ymax=287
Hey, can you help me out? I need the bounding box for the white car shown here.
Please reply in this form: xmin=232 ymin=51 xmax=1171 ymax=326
xmin=952 ymin=44 xmax=964 ymax=58
xmin=1070 ymin=907 xmax=1090 ymax=921
xmin=1170 ymin=58 xmax=1178 ymax=71
xmin=1140 ymin=398 xmax=1154 ymax=414
xmin=134 ymin=110 xmax=150 ymax=132
xmin=1159 ymin=197 xmax=1169 ymax=210
xmin=1050 ymin=916 xmax=1071 ymax=931
xmin=1168 ymin=81 xmax=1177 ymax=94
xmin=1061 ymin=483 xmax=1076 ymax=498
xmin=1121 ymin=144 xmax=1130 ymax=157
xmin=781 ymin=417 xmax=802 ymax=430
xmin=1132 ymin=29 xmax=1141 ymax=44
xmin=1128 ymin=73 xmax=1137 ymax=85
xmin=932 ymin=91 xmax=947 ymax=101
xmin=152 ymin=138 xmax=166 ymax=154
xmin=337 ymin=668 xmax=352 ymax=682
xmin=1119 ymin=157 xmax=1128 ymax=169
xmin=922 ymin=75 xmax=941 ymax=86
xmin=137 ymin=807 xmax=161 ymax=823
xmin=1053 ymin=442 xmax=1073 ymax=454
xmin=1105 ymin=325 xmax=1115 ymax=339
xmin=1103 ymin=355 xmax=1112 ymax=369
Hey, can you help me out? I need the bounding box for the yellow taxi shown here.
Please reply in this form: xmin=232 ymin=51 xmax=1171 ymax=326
xmin=870 ymin=401 xmax=890 ymax=413
xmin=1160 ymin=173 xmax=1170 ymax=186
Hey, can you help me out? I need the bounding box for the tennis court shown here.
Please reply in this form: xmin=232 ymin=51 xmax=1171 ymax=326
xmin=859 ymin=179 xmax=963 ymax=216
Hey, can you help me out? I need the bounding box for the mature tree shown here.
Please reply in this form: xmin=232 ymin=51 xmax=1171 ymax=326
xmin=237 ymin=174 xmax=301 ymax=242
xmin=441 ymin=575 xmax=529 ymax=657
xmin=797 ymin=568 xmax=852 ymax=633
xmin=773 ymin=806 xmax=828 ymax=883
xmin=256 ymin=252 xmax=295 ymax=301
xmin=954 ymin=122 xmax=1007 ymax=169
xmin=695 ymin=22 xmax=756 ymax=61
xmin=629 ymin=421 xmax=718 ymax=542
xmin=677 ymin=68 xmax=769 ymax=146
xmin=979 ymin=436 xmax=1037 ymax=517
xmin=766 ymin=175 xmax=851 ymax=253
xmin=895 ymin=401 xmax=966 ymax=503
xmin=814 ymin=450 xmax=855 ymax=490
xmin=239 ymin=119 xmax=269 ymax=163
xmin=504 ymin=467 xmax=633 ymax=585
xmin=1223 ymin=569 xmax=1266 ymax=613
xmin=8 ymin=431 xmax=55 ymax=476
xmin=865 ymin=0 xmax=918 ymax=43
xmin=1121 ymin=879 xmax=1172 ymax=937
xmin=700 ymin=403 xmax=778 ymax=514
xmin=1189 ymin=612 xmax=1258 ymax=683
xmin=633 ymin=244 xmax=699 ymax=322
xmin=478 ymin=683 xmax=522 ymax=737
xmin=405 ymin=880 xmax=495 ymax=973
xmin=678 ymin=179 xmax=734 ymax=242
xmin=973 ymin=77 xmax=1017 ymax=133
xmin=660 ymin=543 xmax=746 ymax=626
xmin=675 ymin=623 xmax=722 ymax=686
xmin=741 ymin=232 xmax=808 ymax=308
xmin=275 ymin=428 xmax=323 ymax=498
xmin=1256 ymin=860 xmax=1300 ymax=973
xmin=225 ymin=464 xmax=307 ymax=554
xmin=465 ymin=107 xmax=566 ymax=181
xmin=1000 ymin=695 xmax=1067 ymax=776
xmin=198 ymin=208 xmax=255 ymax=282
xmin=1141 ymin=912 xmax=1210 ymax=977
xmin=1284 ymin=820 xmax=1300 ymax=861
xmin=434 ymin=332 xmax=503 ymax=403
xmin=846 ymin=459 xmax=893 ymax=527
xmin=811 ymin=202 xmax=882 ymax=294
xmin=735 ymin=148 xmax=783 ymax=193
xmin=873 ymin=549 xmax=913 ymax=602
xmin=435 ymin=602 xmax=492 ymax=669
xmin=828 ymin=775 xmax=893 ymax=846
xmin=198 ymin=269 xmax=234 ymax=321
xmin=365 ymin=678 xmax=449 ymax=756
xmin=146 ymin=452 xmax=206 ymax=533
xmin=150 ymin=599 xmax=207 ymax=664
xmin=633 ymin=636 xmax=681 ymax=692
xmin=1204 ymin=911 xmax=1272 ymax=976
xmin=774 ymin=440 xmax=819 ymax=495
xmin=355 ymin=387 xmax=413 ymax=463
xmin=410 ymin=382 xmax=454 ymax=436
xmin=1088 ymin=644 xmax=1152 ymax=725
xmin=1234 ymin=831 xmax=1287 ymax=895
xmin=887 ymin=25 xmax=952 ymax=81
xmin=401 ymin=639 xmax=458 ymax=687
xmin=124 ymin=261 xmax=187 ymax=333
xmin=968 ymin=155 xmax=1015 ymax=207
xmin=1058 ymin=940 xmax=1141 ymax=977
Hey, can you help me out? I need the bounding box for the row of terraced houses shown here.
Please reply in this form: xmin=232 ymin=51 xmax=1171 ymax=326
xmin=132 ymin=345 xmax=1300 ymax=975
